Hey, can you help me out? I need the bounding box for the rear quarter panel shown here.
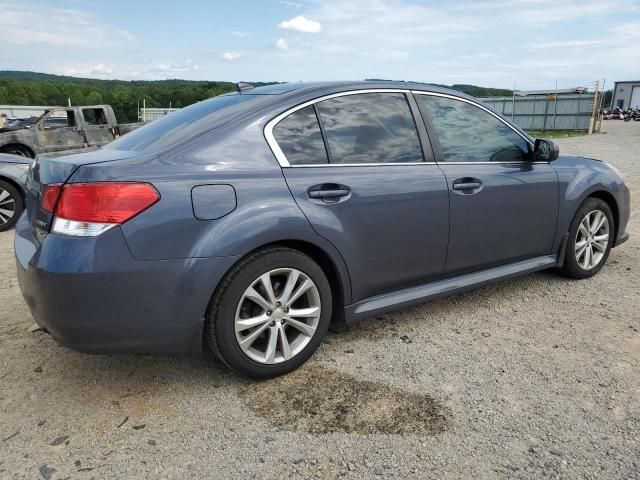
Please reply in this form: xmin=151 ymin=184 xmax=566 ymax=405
xmin=69 ymin=115 xmax=353 ymax=304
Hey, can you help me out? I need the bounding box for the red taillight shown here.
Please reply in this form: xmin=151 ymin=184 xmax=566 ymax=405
xmin=41 ymin=184 xmax=62 ymax=213
xmin=55 ymin=182 xmax=160 ymax=223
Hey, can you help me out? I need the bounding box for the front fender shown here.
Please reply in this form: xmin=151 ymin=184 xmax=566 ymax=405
xmin=0 ymin=129 xmax=38 ymax=153
xmin=552 ymin=156 xmax=630 ymax=251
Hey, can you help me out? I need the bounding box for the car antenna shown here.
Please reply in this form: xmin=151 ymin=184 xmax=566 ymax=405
xmin=236 ymin=82 xmax=254 ymax=93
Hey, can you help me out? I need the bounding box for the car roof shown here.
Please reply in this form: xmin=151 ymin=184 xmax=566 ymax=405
xmin=239 ymin=80 xmax=477 ymax=102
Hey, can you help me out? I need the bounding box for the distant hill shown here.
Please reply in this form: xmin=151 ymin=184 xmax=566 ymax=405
xmin=0 ymin=71 xmax=275 ymax=122
xmin=0 ymin=71 xmax=512 ymax=122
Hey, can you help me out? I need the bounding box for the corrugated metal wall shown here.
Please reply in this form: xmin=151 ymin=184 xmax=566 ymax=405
xmin=140 ymin=108 xmax=179 ymax=121
xmin=479 ymin=94 xmax=595 ymax=130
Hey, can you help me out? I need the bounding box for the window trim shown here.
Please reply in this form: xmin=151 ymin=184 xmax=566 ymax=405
xmin=411 ymin=91 xmax=547 ymax=165
xmin=265 ymin=88 xmax=432 ymax=167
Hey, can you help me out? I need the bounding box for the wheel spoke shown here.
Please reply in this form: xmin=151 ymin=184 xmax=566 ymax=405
xmin=264 ymin=325 xmax=278 ymax=363
xmin=590 ymin=211 xmax=605 ymax=234
xmin=287 ymin=306 xmax=320 ymax=318
xmin=259 ymin=273 xmax=277 ymax=306
xmin=0 ymin=190 xmax=9 ymax=203
xmin=593 ymin=233 xmax=609 ymax=242
xmin=278 ymin=269 xmax=300 ymax=304
xmin=238 ymin=322 xmax=270 ymax=352
xmin=576 ymin=243 xmax=588 ymax=259
xmin=592 ymin=241 xmax=606 ymax=252
xmin=0 ymin=207 xmax=14 ymax=218
xmin=287 ymin=279 xmax=313 ymax=306
xmin=575 ymin=239 xmax=587 ymax=251
xmin=582 ymin=244 xmax=592 ymax=269
xmin=235 ymin=313 xmax=270 ymax=332
xmin=578 ymin=222 xmax=589 ymax=238
xmin=244 ymin=286 xmax=272 ymax=311
xmin=278 ymin=326 xmax=292 ymax=360
xmin=285 ymin=317 xmax=317 ymax=337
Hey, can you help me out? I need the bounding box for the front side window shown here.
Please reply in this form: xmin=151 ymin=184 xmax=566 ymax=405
xmin=42 ymin=109 xmax=76 ymax=130
xmin=272 ymin=105 xmax=328 ymax=165
xmin=417 ymin=95 xmax=530 ymax=163
xmin=315 ymin=93 xmax=423 ymax=164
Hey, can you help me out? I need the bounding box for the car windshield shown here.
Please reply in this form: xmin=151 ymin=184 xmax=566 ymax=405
xmin=105 ymin=93 xmax=259 ymax=153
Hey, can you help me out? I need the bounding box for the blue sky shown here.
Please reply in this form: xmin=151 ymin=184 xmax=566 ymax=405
xmin=2 ymin=0 xmax=639 ymax=90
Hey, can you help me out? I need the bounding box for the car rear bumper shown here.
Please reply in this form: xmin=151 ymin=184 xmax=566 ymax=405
xmin=14 ymin=214 xmax=238 ymax=354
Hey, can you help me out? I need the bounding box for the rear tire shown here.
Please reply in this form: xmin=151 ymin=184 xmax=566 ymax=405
xmin=560 ymin=197 xmax=614 ymax=279
xmin=205 ymin=247 xmax=332 ymax=378
xmin=0 ymin=180 xmax=24 ymax=232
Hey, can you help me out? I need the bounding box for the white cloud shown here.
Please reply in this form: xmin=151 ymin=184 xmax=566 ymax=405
xmin=528 ymin=40 xmax=602 ymax=50
xmin=278 ymin=15 xmax=322 ymax=33
xmin=221 ymin=52 xmax=242 ymax=61
xmin=0 ymin=2 xmax=135 ymax=47
xmin=58 ymin=60 xmax=200 ymax=80
xmin=275 ymin=38 xmax=289 ymax=50
xmin=279 ymin=1 xmax=303 ymax=7
xmin=232 ymin=31 xmax=251 ymax=38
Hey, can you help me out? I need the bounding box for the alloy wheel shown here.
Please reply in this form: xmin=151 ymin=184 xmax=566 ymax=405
xmin=0 ymin=187 xmax=16 ymax=227
xmin=234 ymin=268 xmax=321 ymax=364
xmin=575 ymin=209 xmax=609 ymax=270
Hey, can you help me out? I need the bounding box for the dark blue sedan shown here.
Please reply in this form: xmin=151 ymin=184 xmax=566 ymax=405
xmin=14 ymin=82 xmax=630 ymax=378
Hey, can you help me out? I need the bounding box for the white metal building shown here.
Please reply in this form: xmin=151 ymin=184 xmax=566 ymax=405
xmin=611 ymin=81 xmax=640 ymax=109
xmin=0 ymin=105 xmax=53 ymax=119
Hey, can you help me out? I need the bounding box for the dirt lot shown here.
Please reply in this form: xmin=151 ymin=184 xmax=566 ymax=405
xmin=1 ymin=122 xmax=638 ymax=480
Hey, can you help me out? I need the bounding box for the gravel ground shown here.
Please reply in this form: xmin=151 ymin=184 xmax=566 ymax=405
xmin=0 ymin=121 xmax=638 ymax=480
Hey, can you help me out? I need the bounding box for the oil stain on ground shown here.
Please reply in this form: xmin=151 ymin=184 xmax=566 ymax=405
xmin=240 ymin=365 xmax=449 ymax=435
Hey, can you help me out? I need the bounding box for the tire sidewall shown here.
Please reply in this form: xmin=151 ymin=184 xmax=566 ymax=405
xmin=0 ymin=181 xmax=24 ymax=232
xmin=564 ymin=198 xmax=614 ymax=278
xmin=208 ymin=249 xmax=332 ymax=378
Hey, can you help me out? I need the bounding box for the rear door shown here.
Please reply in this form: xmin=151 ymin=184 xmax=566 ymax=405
xmin=269 ymin=90 xmax=450 ymax=302
xmin=414 ymin=93 xmax=558 ymax=275
xmin=81 ymin=107 xmax=115 ymax=146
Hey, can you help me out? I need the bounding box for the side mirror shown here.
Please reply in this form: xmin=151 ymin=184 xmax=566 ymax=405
xmin=534 ymin=138 xmax=559 ymax=162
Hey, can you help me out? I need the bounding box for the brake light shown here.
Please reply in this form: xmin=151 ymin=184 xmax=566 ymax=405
xmin=41 ymin=184 xmax=62 ymax=213
xmin=51 ymin=182 xmax=159 ymax=237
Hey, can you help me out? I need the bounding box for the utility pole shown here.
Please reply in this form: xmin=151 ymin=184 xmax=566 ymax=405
xmin=588 ymin=80 xmax=599 ymax=135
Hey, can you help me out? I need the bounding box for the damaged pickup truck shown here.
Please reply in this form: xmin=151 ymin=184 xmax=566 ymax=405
xmin=0 ymin=105 xmax=143 ymax=158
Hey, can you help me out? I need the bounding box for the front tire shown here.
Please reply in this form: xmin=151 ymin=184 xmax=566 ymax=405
xmin=0 ymin=180 xmax=24 ymax=232
xmin=1 ymin=145 xmax=34 ymax=158
xmin=206 ymin=247 xmax=332 ymax=378
xmin=560 ymin=198 xmax=614 ymax=279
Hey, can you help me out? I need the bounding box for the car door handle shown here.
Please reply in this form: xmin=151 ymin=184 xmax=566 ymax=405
xmin=308 ymin=188 xmax=350 ymax=199
xmin=452 ymin=179 xmax=483 ymax=191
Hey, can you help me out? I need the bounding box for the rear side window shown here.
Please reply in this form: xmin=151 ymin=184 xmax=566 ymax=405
xmin=272 ymin=106 xmax=329 ymax=165
xmin=316 ymin=93 xmax=423 ymax=164
xmin=82 ymin=108 xmax=108 ymax=125
xmin=417 ymin=95 xmax=530 ymax=163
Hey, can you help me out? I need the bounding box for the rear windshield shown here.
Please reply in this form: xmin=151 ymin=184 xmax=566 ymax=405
xmin=105 ymin=94 xmax=258 ymax=153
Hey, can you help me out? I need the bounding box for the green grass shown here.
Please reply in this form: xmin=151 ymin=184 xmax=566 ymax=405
xmin=526 ymin=130 xmax=588 ymax=138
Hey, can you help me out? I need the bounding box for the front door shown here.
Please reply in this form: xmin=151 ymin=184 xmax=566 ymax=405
xmin=415 ymin=93 xmax=558 ymax=275
xmin=270 ymin=91 xmax=450 ymax=302
xmin=35 ymin=109 xmax=85 ymax=153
